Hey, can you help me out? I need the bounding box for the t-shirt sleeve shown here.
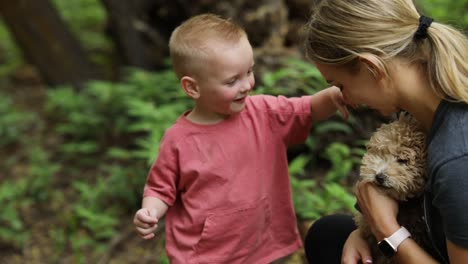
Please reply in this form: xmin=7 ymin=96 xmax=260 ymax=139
xmin=432 ymin=155 xmax=468 ymax=247
xmin=253 ymin=95 xmax=312 ymax=146
xmin=143 ymin=134 xmax=179 ymax=207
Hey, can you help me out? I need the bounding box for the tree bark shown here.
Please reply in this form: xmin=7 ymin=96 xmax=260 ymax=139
xmin=0 ymin=0 xmax=98 ymax=88
xmin=100 ymin=0 xmax=166 ymax=70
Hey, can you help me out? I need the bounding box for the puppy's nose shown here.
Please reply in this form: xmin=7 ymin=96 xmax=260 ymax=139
xmin=375 ymin=173 xmax=386 ymax=185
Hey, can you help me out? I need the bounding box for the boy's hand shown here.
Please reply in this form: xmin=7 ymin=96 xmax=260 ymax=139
xmin=329 ymin=86 xmax=350 ymax=120
xmin=134 ymin=208 xmax=159 ymax=240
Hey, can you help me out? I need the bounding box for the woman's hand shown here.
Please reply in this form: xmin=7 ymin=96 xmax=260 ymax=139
xmin=342 ymin=229 xmax=373 ymax=264
xmin=355 ymin=181 xmax=400 ymax=241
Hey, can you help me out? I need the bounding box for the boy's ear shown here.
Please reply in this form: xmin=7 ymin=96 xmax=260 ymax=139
xmin=180 ymin=76 xmax=200 ymax=99
xmin=359 ymin=53 xmax=386 ymax=81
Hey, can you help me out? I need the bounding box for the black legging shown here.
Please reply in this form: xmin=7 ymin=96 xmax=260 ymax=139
xmin=304 ymin=214 xmax=356 ymax=264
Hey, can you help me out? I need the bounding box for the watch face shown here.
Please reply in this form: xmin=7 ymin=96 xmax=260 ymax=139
xmin=378 ymin=240 xmax=396 ymax=258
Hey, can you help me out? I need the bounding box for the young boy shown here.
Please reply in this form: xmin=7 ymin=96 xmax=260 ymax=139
xmin=133 ymin=13 xmax=348 ymax=263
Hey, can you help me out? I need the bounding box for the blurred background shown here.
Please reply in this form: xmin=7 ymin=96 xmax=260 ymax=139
xmin=0 ymin=0 xmax=466 ymax=263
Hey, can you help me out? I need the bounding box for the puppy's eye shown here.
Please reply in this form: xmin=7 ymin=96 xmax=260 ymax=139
xmin=397 ymin=158 xmax=408 ymax=164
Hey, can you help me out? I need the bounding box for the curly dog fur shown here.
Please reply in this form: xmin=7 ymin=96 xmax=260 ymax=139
xmin=354 ymin=113 xmax=435 ymax=264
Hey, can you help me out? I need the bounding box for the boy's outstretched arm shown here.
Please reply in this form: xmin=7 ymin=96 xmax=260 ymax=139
xmin=310 ymin=86 xmax=349 ymax=122
xmin=134 ymin=196 xmax=169 ymax=240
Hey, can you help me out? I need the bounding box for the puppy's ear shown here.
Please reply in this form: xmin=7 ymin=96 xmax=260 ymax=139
xmin=358 ymin=53 xmax=387 ymax=81
xmin=180 ymin=76 xmax=200 ymax=99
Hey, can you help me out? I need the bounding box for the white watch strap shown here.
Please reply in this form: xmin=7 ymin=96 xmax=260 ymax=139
xmin=384 ymin=226 xmax=411 ymax=251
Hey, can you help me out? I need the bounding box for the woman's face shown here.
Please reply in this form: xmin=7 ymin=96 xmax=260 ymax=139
xmin=314 ymin=61 xmax=399 ymax=116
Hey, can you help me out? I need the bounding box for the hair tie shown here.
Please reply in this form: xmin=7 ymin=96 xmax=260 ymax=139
xmin=415 ymin=15 xmax=433 ymax=39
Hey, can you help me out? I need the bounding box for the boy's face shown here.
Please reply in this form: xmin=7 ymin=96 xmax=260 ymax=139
xmin=192 ymin=36 xmax=255 ymax=120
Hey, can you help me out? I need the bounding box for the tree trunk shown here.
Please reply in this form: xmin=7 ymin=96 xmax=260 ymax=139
xmin=100 ymin=0 xmax=166 ymax=70
xmin=0 ymin=0 xmax=98 ymax=88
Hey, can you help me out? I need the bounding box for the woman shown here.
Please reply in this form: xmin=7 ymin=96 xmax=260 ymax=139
xmin=303 ymin=0 xmax=468 ymax=263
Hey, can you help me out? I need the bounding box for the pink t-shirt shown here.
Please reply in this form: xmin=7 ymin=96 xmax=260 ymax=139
xmin=144 ymin=95 xmax=313 ymax=263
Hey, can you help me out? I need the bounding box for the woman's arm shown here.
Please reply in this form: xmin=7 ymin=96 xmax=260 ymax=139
xmin=355 ymin=182 xmax=440 ymax=263
xmin=447 ymin=239 xmax=468 ymax=264
xmin=392 ymin=238 xmax=439 ymax=263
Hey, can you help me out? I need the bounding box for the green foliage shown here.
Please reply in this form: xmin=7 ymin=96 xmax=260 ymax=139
xmin=70 ymin=231 xmax=96 ymax=263
xmin=0 ymin=95 xmax=37 ymax=147
xmin=53 ymin=0 xmax=107 ymax=32
xmin=74 ymin=204 xmax=119 ymax=240
xmin=46 ymin=68 xmax=190 ymax=164
xmin=0 ymin=21 xmax=21 ymax=78
xmin=256 ymin=58 xmax=327 ymax=95
xmin=49 ymin=228 xmax=67 ymax=258
xmin=52 ymin=0 xmax=112 ymax=64
xmin=315 ymin=121 xmax=354 ymax=135
xmin=324 ymin=142 xmax=363 ymax=182
xmin=306 ymin=117 xmax=356 ymax=160
xmin=26 ymin=147 xmax=61 ymax=201
xmin=69 ymin=164 xmax=146 ymax=242
xmin=0 ymin=180 xmax=29 ymax=248
xmin=0 ymin=147 xmax=58 ymax=248
xmin=290 ymin=144 xmax=360 ymax=220
xmin=159 ymin=255 xmax=170 ymax=264
xmin=288 ymin=155 xmax=317 ymax=219
xmin=417 ymin=0 xmax=468 ymax=30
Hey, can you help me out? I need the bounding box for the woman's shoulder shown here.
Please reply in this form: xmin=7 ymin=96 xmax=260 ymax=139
xmin=428 ymin=100 xmax=468 ymax=148
xmin=426 ymin=100 xmax=468 ymax=174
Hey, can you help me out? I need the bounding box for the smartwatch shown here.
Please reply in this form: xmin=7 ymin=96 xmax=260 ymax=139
xmin=377 ymin=226 xmax=411 ymax=258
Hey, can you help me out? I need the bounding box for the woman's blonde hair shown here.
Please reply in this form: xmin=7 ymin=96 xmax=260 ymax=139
xmin=169 ymin=14 xmax=247 ymax=79
xmin=305 ymin=0 xmax=468 ymax=103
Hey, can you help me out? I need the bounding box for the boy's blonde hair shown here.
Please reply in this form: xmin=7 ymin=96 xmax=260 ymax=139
xmin=305 ymin=0 xmax=468 ymax=103
xmin=169 ymin=14 xmax=247 ymax=79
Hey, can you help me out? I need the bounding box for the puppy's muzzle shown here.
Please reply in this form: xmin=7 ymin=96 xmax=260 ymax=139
xmin=375 ymin=173 xmax=386 ymax=185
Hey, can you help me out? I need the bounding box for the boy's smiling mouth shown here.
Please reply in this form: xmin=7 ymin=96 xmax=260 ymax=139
xmin=234 ymin=97 xmax=246 ymax=103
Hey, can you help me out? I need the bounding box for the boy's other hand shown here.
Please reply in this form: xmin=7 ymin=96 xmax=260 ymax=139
xmin=134 ymin=208 xmax=159 ymax=240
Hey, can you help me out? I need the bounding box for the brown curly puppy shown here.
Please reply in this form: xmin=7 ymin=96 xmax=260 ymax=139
xmin=354 ymin=113 xmax=435 ymax=264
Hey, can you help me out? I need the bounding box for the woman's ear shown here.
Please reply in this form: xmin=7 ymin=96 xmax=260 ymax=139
xmin=180 ymin=76 xmax=200 ymax=99
xmin=359 ymin=53 xmax=387 ymax=81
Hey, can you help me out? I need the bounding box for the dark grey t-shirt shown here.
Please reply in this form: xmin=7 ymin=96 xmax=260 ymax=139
xmin=425 ymin=100 xmax=468 ymax=260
